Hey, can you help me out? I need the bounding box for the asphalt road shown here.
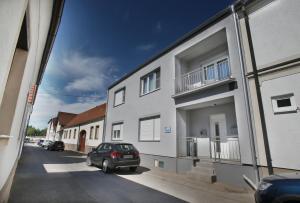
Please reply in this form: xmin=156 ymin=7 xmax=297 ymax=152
xmin=9 ymin=144 xmax=186 ymax=203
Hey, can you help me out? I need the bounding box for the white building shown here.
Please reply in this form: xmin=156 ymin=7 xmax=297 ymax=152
xmin=46 ymin=117 xmax=58 ymax=141
xmin=45 ymin=112 xmax=77 ymax=141
xmin=105 ymin=3 xmax=257 ymax=187
xmin=238 ymin=0 xmax=300 ymax=177
xmin=62 ymin=104 xmax=106 ymax=154
xmin=0 ymin=0 xmax=64 ymax=201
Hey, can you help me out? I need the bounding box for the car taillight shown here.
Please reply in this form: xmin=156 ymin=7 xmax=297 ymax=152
xmin=134 ymin=151 xmax=139 ymax=158
xmin=111 ymin=151 xmax=122 ymax=159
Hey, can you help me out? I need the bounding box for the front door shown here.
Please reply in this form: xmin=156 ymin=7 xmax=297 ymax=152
xmin=79 ymin=132 xmax=86 ymax=152
xmin=210 ymin=114 xmax=227 ymax=159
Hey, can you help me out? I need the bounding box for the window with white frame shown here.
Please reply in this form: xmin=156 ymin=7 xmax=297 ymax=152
xmin=69 ymin=130 xmax=71 ymax=139
xmin=90 ymin=126 xmax=94 ymax=139
xmin=140 ymin=68 xmax=160 ymax=95
xmin=114 ymin=87 xmax=125 ymax=107
xmin=139 ymin=116 xmax=160 ymax=141
xmin=271 ymin=93 xmax=297 ymax=114
xmin=95 ymin=125 xmax=99 ymax=140
xmin=112 ymin=123 xmax=123 ymax=141
xmin=73 ymin=129 xmax=77 ymax=139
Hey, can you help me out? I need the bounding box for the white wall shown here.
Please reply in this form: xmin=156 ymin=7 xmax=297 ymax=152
xmin=261 ymin=72 xmax=300 ymax=169
xmin=62 ymin=119 xmax=104 ymax=148
xmin=248 ymin=0 xmax=300 ymax=68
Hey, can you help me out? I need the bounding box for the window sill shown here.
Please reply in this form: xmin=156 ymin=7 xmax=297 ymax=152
xmin=0 ymin=134 xmax=12 ymax=139
xmin=138 ymin=140 xmax=160 ymax=142
xmin=0 ymin=135 xmax=11 ymax=147
xmin=140 ymin=88 xmax=160 ymax=97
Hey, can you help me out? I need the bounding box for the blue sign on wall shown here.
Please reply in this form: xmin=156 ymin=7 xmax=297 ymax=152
xmin=164 ymin=127 xmax=171 ymax=133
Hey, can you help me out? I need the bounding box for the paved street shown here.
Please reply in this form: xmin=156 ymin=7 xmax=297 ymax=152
xmin=9 ymin=144 xmax=185 ymax=203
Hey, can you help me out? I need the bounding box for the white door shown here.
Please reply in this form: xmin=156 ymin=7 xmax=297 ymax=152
xmin=210 ymin=114 xmax=227 ymax=158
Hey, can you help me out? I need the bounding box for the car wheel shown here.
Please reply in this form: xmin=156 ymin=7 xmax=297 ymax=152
xmin=129 ymin=167 xmax=137 ymax=172
xmin=102 ymin=160 xmax=110 ymax=173
xmin=86 ymin=157 xmax=92 ymax=166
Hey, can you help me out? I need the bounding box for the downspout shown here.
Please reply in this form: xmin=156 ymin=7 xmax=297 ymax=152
xmin=231 ymin=5 xmax=260 ymax=183
xmin=242 ymin=7 xmax=273 ymax=175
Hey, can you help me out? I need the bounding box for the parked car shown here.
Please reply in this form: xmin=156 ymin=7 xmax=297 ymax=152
xmin=86 ymin=143 xmax=140 ymax=173
xmin=42 ymin=140 xmax=53 ymax=149
xmin=255 ymin=173 xmax=300 ymax=203
xmin=37 ymin=139 xmax=44 ymax=146
xmin=46 ymin=141 xmax=65 ymax=151
xmin=24 ymin=137 xmax=30 ymax=143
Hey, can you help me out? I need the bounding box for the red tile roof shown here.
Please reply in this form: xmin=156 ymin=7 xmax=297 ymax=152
xmin=57 ymin=112 xmax=77 ymax=126
xmin=65 ymin=103 xmax=106 ymax=128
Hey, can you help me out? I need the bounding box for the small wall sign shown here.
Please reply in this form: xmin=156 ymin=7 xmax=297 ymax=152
xmin=164 ymin=127 xmax=171 ymax=133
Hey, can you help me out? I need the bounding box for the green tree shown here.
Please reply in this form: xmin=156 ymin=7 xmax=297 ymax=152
xmin=26 ymin=125 xmax=47 ymax=137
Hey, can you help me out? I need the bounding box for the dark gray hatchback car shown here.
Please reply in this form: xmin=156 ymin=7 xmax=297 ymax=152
xmin=86 ymin=143 xmax=140 ymax=173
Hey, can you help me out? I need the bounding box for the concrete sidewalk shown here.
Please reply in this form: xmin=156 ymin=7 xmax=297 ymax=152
xmin=116 ymin=168 xmax=255 ymax=203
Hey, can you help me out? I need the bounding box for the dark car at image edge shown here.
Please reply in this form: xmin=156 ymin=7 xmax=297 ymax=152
xmin=86 ymin=142 xmax=140 ymax=173
xmin=255 ymin=172 xmax=300 ymax=203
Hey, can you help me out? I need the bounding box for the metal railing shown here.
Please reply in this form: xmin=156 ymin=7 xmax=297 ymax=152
xmin=178 ymin=135 xmax=240 ymax=162
xmin=176 ymin=58 xmax=231 ymax=94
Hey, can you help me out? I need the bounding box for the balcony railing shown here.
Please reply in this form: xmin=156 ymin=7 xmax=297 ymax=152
xmin=176 ymin=58 xmax=231 ymax=94
xmin=178 ymin=135 xmax=241 ymax=162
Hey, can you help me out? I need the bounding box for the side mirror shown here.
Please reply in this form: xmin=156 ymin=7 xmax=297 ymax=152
xmin=92 ymin=147 xmax=96 ymax=151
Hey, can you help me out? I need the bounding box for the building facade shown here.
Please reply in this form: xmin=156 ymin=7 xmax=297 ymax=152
xmin=0 ymin=0 xmax=64 ymax=201
xmin=238 ymin=0 xmax=300 ymax=177
xmin=105 ymin=5 xmax=257 ymax=186
xmin=61 ymin=104 xmax=106 ymax=154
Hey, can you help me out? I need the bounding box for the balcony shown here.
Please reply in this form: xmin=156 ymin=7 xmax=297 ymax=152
xmin=175 ymin=58 xmax=231 ymax=94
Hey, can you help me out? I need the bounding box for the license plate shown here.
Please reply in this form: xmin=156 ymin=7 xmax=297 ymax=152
xmin=123 ymin=155 xmax=133 ymax=159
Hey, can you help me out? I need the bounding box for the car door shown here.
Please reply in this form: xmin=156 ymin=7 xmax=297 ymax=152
xmin=98 ymin=144 xmax=112 ymax=167
xmin=90 ymin=144 xmax=103 ymax=165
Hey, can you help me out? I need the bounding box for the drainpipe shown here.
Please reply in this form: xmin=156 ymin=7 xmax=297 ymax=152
xmin=231 ymin=5 xmax=260 ymax=183
xmin=242 ymin=7 xmax=273 ymax=175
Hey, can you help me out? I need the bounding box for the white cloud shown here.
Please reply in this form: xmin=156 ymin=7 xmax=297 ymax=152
xmin=136 ymin=43 xmax=155 ymax=51
xmin=29 ymin=89 xmax=105 ymax=129
xmin=63 ymin=52 xmax=116 ymax=92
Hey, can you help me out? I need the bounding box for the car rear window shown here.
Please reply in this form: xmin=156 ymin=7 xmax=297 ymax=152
xmin=115 ymin=144 xmax=134 ymax=151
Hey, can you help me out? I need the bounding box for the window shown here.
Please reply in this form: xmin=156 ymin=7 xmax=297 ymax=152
xmin=271 ymin=94 xmax=297 ymax=114
xmin=95 ymin=125 xmax=99 ymax=140
xmin=139 ymin=116 xmax=160 ymax=141
xmin=90 ymin=126 xmax=94 ymax=139
xmin=73 ymin=129 xmax=77 ymax=139
xmin=112 ymin=122 xmax=123 ymax=141
xmin=69 ymin=130 xmax=71 ymax=139
xmin=140 ymin=68 xmax=160 ymax=95
xmin=114 ymin=87 xmax=125 ymax=107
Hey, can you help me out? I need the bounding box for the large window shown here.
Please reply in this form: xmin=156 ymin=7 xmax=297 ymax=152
xmin=114 ymin=87 xmax=125 ymax=107
xmin=90 ymin=126 xmax=94 ymax=139
xmin=112 ymin=122 xmax=123 ymax=141
xmin=140 ymin=68 xmax=160 ymax=96
xmin=139 ymin=116 xmax=160 ymax=141
xmin=95 ymin=125 xmax=99 ymax=140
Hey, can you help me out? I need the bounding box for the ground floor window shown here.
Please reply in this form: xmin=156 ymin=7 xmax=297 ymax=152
xmin=139 ymin=115 xmax=160 ymax=141
xmin=112 ymin=122 xmax=123 ymax=141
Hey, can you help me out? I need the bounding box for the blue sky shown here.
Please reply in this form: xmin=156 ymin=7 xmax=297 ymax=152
xmin=30 ymin=0 xmax=233 ymax=129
